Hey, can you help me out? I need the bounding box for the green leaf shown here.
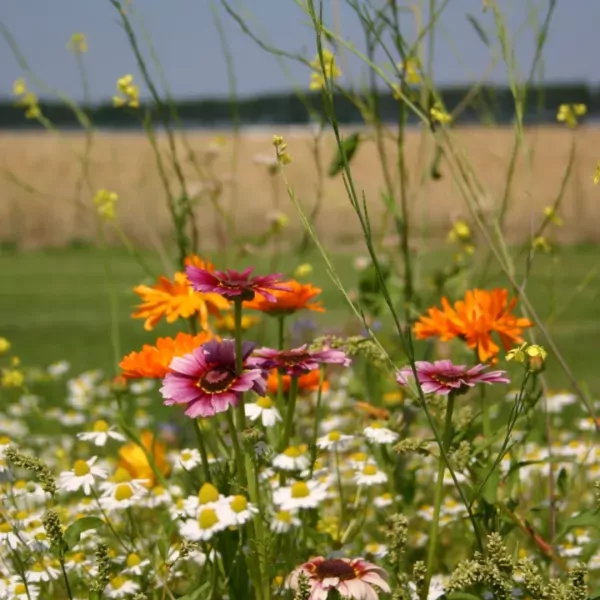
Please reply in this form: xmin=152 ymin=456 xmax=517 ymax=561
xmin=555 ymin=509 xmax=600 ymax=541
xmin=64 ymin=517 xmax=106 ymax=550
xmin=480 ymin=466 xmax=500 ymax=505
xmin=466 ymin=13 xmax=490 ymax=47
xmin=557 ymin=467 xmax=568 ymax=497
xmin=328 ymin=132 xmax=360 ymax=177
xmin=177 ymin=583 xmax=212 ymax=600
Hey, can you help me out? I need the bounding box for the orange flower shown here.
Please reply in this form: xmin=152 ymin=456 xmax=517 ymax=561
xmin=244 ymin=279 xmax=324 ymax=315
xmin=132 ymin=271 xmax=229 ymax=331
xmin=119 ymin=331 xmax=213 ymax=379
xmin=266 ymin=368 xmax=329 ymax=394
xmin=184 ymin=254 xmax=215 ymax=270
xmin=118 ymin=431 xmax=170 ymax=487
xmin=414 ymin=288 xmax=533 ymax=363
xmin=354 ymin=401 xmax=390 ymax=420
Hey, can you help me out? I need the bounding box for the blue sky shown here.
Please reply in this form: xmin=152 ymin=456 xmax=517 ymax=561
xmin=1 ymin=1 xmax=598 ymax=102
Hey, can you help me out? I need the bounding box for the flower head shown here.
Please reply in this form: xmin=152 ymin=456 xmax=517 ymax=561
xmin=244 ymin=279 xmax=324 ymax=315
xmin=287 ymin=556 xmax=390 ymax=600
xmin=67 ymin=33 xmax=87 ymax=53
xmin=267 ymin=368 xmax=329 ymax=395
xmin=557 ymin=103 xmax=586 ymax=128
xmin=119 ymin=332 xmax=213 ymax=379
xmin=414 ymin=288 xmax=533 ymax=363
xmin=118 ymin=431 xmax=170 ymax=486
xmin=160 ymin=340 xmax=266 ymax=418
xmin=186 ymin=265 xmax=289 ymax=302
xmin=113 ymin=74 xmax=140 ymax=108
xmin=132 ymin=269 xmax=228 ymax=331
xmin=309 ymin=48 xmax=342 ymax=90
xmin=396 ymin=360 xmax=509 ymax=396
xmin=57 ymin=457 xmax=107 ymax=495
xmin=250 ymin=344 xmax=350 ymax=377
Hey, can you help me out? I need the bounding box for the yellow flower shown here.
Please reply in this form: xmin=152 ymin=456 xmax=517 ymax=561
xmin=67 ymin=33 xmax=88 ymax=54
xmin=0 ymin=338 xmax=10 ymax=354
xmin=430 ymin=105 xmax=452 ymax=124
xmin=532 ymin=236 xmax=551 ymax=253
xmin=556 ymin=103 xmax=586 ymax=128
xmin=309 ymin=49 xmax=342 ymax=90
xmin=293 ymin=264 xmax=313 ymax=278
xmin=401 ymin=58 xmax=420 ymax=84
xmin=13 ymin=78 xmax=26 ymax=96
xmin=594 ymin=162 xmax=600 ymax=185
xmin=2 ymin=369 xmax=24 ymax=388
xmin=448 ymin=220 xmax=471 ymax=243
xmin=506 ymin=343 xmax=527 ymax=364
xmin=506 ymin=343 xmax=547 ymax=370
xmin=93 ymin=189 xmax=118 ymax=221
xmin=114 ymin=74 xmax=140 ymax=109
xmin=215 ymin=312 xmax=260 ymax=333
xmin=543 ymin=206 xmax=563 ymax=227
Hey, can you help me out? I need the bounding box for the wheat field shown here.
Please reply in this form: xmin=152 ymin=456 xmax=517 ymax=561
xmin=1 ymin=125 xmax=598 ymax=250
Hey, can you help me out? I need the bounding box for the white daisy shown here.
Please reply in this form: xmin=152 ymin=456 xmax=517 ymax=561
xmin=544 ymin=392 xmax=577 ymax=413
xmin=173 ymin=448 xmax=202 ymax=472
xmin=346 ymin=452 xmax=375 ymax=470
xmin=48 ymin=361 xmax=70 ymax=378
xmin=26 ymin=559 xmax=61 ymax=583
xmin=130 ymin=380 xmax=155 ymax=395
xmin=76 ymin=420 xmax=126 ymax=447
xmin=62 ymin=410 xmax=86 ymax=427
xmin=373 ymin=492 xmax=394 ymax=508
xmin=57 ymin=457 xmax=107 ymax=495
xmin=272 ymin=446 xmax=310 ymax=472
xmin=0 ymin=520 xmax=24 ymax=549
xmin=7 ymin=577 xmax=39 ymax=600
xmin=273 ymin=480 xmax=328 ymax=511
xmin=122 ymin=553 xmax=151 ymax=576
xmin=180 ymin=506 xmax=234 ymax=541
xmin=245 ymin=396 xmax=282 ymax=427
xmin=365 ymin=542 xmax=388 ymax=559
xmin=363 ymin=423 xmax=399 ymax=444
xmin=354 ymin=464 xmax=388 ymax=487
xmin=316 ymin=430 xmax=354 ymax=451
xmin=225 ymin=495 xmax=258 ymax=526
xmin=100 ymin=481 xmax=146 ymax=511
xmin=105 ymin=576 xmax=140 ymax=598
xmin=270 ymin=509 xmax=301 ymax=534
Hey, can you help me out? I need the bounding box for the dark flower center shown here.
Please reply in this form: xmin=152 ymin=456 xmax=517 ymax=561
xmin=430 ymin=373 xmax=461 ymax=385
xmin=314 ymin=559 xmax=356 ymax=581
xmin=280 ymin=352 xmax=312 ymax=366
xmin=198 ymin=367 xmax=237 ymax=393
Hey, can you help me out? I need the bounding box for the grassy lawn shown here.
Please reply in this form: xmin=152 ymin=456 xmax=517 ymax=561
xmin=0 ymin=244 xmax=598 ymax=391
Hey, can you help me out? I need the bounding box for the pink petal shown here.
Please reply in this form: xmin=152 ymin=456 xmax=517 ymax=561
xmin=184 ymin=399 xmax=216 ymax=418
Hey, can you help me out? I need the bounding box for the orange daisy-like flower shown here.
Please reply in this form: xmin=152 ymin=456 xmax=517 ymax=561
xmin=119 ymin=331 xmax=213 ymax=379
xmin=414 ymin=288 xmax=533 ymax=363
xmin=118 ymin=431 xmax=170 ymax=487
xmin=244 ymin=279 xmax=325 ymax=315
xmin=266 ymin=368 xmax=330 ymax=395
xmin=132 ymin=270 xmax=229 ymax=331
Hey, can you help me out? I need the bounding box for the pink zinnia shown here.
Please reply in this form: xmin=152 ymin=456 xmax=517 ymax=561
xmin=287 ymin=556 xmax=390 ymax=600
xmin=185 ymin=265 xmax=290 ymax=302
xmin=396 ymin=359 xmax=509 ymax=396
xmin=160 ymin=340 xmax=266 ymax=418
xmin=249 ymin=344 xmax=350 ymax=377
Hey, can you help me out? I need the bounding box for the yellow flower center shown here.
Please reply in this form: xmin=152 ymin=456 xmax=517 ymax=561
xmin=328 ymin=431 xmax=341 ymax=441
xmin=126 ymin=553 xmax=142 ymax=567
xmin=152 ymin=486 xmax=165 ymax=496
xmin=0 ymin=436 xmax=10 ymax=445
xmin=34 ymin=532 xmax=47 ymax=541
xmin=283 ymin=446 xmax=301 ymax=458
xmin=32 ymin=562 xmax=44 ymax=572
xmin=0 ymin=522 xmax=12 ymax=533
xmin=351 ymin=452 xmax=367 ymax=462
xmin=15 ymin=584 xmax=26 ymax=595
xmin=230 ymin=495 xmax=248 ymax=513
xmin=73 ymin=460 xmax=90 ymax=477
xmin=181 ymin=450 xmax=192 ymax=461
xmin=198 ymin=507 xmax=219 ymax=529
xmin=370 ymin=422 xmax=383 ymax=429
xmin=115 ymin=484 xmax=133 ymax=501
xmin=276 ymin=510 xmax=292 ymax=523
xmin=15 ymin=510 xmax=28 ymax=521
xmin=71 ymin=552 xmax=85 ymax=563
xmin=256 ymin=396 xmax=273 ymax=409
xmin=362 ymin=464 xmax=378 ymax=476
xmin=92 ymin=420 xmax=110 ymax=433
xmin=290 ymin=482 xmax=309 ymax=498
xmin=113 ymin=467 xmax=132 ymax=483
xmin=198 ymin=483 xmax=220 ymax=504
xmin=110 ymin=576 xmax=125 ymax=589
xmin=380 ymin=493 xmax=392 ymax=501
xmin=14 ymin=480 xmax=27 ymax=489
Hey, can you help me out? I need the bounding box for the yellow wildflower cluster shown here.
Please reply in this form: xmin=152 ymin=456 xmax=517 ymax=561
xmin=273 ymin=135 xmax=292 ymax=165
xmin=401 ymin=58 xmax=420 ymax=84
xmin=113 ymin=74 xmax=140 ymax=108
xmin=294 ymin=264 xmax=313 ymax=278
xmin=93 ymin=189 xmax=119 ymax=221
xmin=556 ymin=103 xmax=586 ymax=128
xmin=430 ymin=104 xmax=452 ymax=125
xmin=67 ymin=33 xmax=88 ymax=54
xmin=309 ymin=49 xmax=342 ymax=90
xmin=447 ymin=219 xmax=475 ymax=259
xmin=0 ymin=337 xmax=10 ymax=354
xmin=12 ymin=78 xmax=41 ymax=120
xmin=543 ymin=205 xmax=563 ymax=227
xmin=1 ymin=368 xmax=24 ymax=388
xmin=506 ymin=343 xmax=548 ymax=371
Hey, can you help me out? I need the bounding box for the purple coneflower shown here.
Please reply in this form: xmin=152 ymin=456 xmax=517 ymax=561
xmin=396 ymin=359 xmax=509 ymax=396
xmin=185 ymin=265 xmax=290 ymax=302
xmin=249 ymin=344 xmax=350 ymax=377
xmin=160 ymin=340 xmax=266 ymax=418
xmin=287 ymin=556 xmax=390 ymax=600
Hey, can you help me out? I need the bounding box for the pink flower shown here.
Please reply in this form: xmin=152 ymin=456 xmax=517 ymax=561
xmin=160 ymin=340 xmax=266 ymax=418
xmin=249 ymin=345 xmax=350 ymax=377
xmin=396 ymin=359 xmax=509 ymax=396
xmin=287 ymin=556 xmax=390 ymax=600
xmin=185 ymin=265 xmax=290 ymax=302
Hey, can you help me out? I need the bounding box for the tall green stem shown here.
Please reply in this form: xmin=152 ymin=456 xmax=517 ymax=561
xmin=193 ymin=419 xmax=212 ymax=483
xmin=280 ymin=376 xmax=299 ymax=451
xmin=225 ymin=409 xmax=245 ymax=486
xmin=233 ymin=298 xmax=246 ymax=432
xmin=423 ymin=393 xmax=455 ymax=600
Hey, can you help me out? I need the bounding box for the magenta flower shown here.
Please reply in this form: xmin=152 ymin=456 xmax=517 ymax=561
xmin=160 ymin=340 xmax=266 ymax=418
xmin=249 ymin=344 xmax=350 ymax=377
xmin=287 ymin=556 xmax=390 ymax=600
xmin=396 ymin=359 xmax=509 ymax=396
xmin=185 ymin=265 xmax=290 ymax=302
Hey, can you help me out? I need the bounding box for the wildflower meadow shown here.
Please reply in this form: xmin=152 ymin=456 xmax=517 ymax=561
xmin=1 ymin=2 xmax=600 ymax=600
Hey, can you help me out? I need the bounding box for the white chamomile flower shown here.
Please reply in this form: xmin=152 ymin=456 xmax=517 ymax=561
xmin=347 ymin=452 xmax=375 ymax=470
xmin=182 ymin=483 xmax=225 ymax=517
xmin=365 ymin=542 xmax=388 ymax=559
xmin=354 ymin=464 xmax=388 ymax=487
xmin=0 ymin=520 xmax=24 ymax=549
xmin=48 ymin=361 xmax=70 ymax=378
xmin=544 ymin=392 xmax=577 ymax=413
xmin=180 ymin=505 xmax=234 ymax=541
xmin=174 ymin=448 xmax=202 ymax=471
xmin=130 ymin=380 xmax=155 ymax=394
xmin=77 ymin=420 xmax=126 ymax=447
xmin=100 ymin=481 xmax=146 ymax=511
xmin=441 ymin=497 xmax=467 ymax=518
xmin=373 ymin=492 xmax=394 ymax=508
xmin=226 ymin=494 xmax=258 ymax=526
xmin=245 ymin=396 xmax=282 ymax=427
xmin=8 ymin=577 xmax=39 ymax=599
xmin=134 ymin=408 xmax=152 ymax=428
xmin=105 ymin=575 xmax=140 ymax=598
xmin=272 ymin=446 xmax=310 ymax=472
xmin=417 ymin=504 xmax=434 ymax=520
xmin=57 ymin=457 xmax=107 ymax=495
xmin=123 ymin=553 xmax=151 ymax=576
xmin=273 ymin=480 xmax=328 ymax=511
xmin=363 ymin=423 xmax=399 ymax=444
xmin=270 ymin=509 xmax=302 ymax=534
xmin=62 ymin=410 xmax=86 ymax=427
xmin=27 ymin=558 xmax=61 ymax=583
xmin=316 ymin=430 xmax=354 ymax=451
xmin=409 ymin=575 xmax=446 ymax=600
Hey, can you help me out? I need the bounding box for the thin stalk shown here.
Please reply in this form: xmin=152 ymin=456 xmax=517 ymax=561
xmin=423 ymin=393 xmax=455 ymax=600
xmin=225 ymin=409 xmax=245 ymax=487
xmin=193 ymin=419 xmax=212 ymax=483
xmin=309 ymin=366 xmax=327 ymax=475
xmin=280 ymin=376 xmax=299 ymax=451
xmin=233 ymin=298 xmax=246 ymax=434
xmin=334 ymin=448 xmax=346 ymax=528
xmin=276 ymin=316 xmax=286 ymax=413
xmin=59 ymin=558 xmax=74 ymax=600
xmin=480 ymin=380 xmax=490 ymax=439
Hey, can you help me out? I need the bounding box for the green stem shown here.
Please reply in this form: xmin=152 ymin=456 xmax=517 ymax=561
xmin=276 ymin=316 xmax=286 ymax=413
xmin=334 ymin=448 xmax=346 ymax=531
xmin=309 ymin=366 xmax=326 ymax=476
xmin=193 ymin=419 xmax=212 ymax=483
xmin=423 ymin=393 xmax=455 ymax=600
xmin=59 ymin=558 xmax=74 ymax=600
xmin=280 ymin=376 xmax=299 ymax=451
xmin=225 ymin=409 xmax=245 ymax=487
xmin=233 ymin=298 xmax=246 ymax=432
